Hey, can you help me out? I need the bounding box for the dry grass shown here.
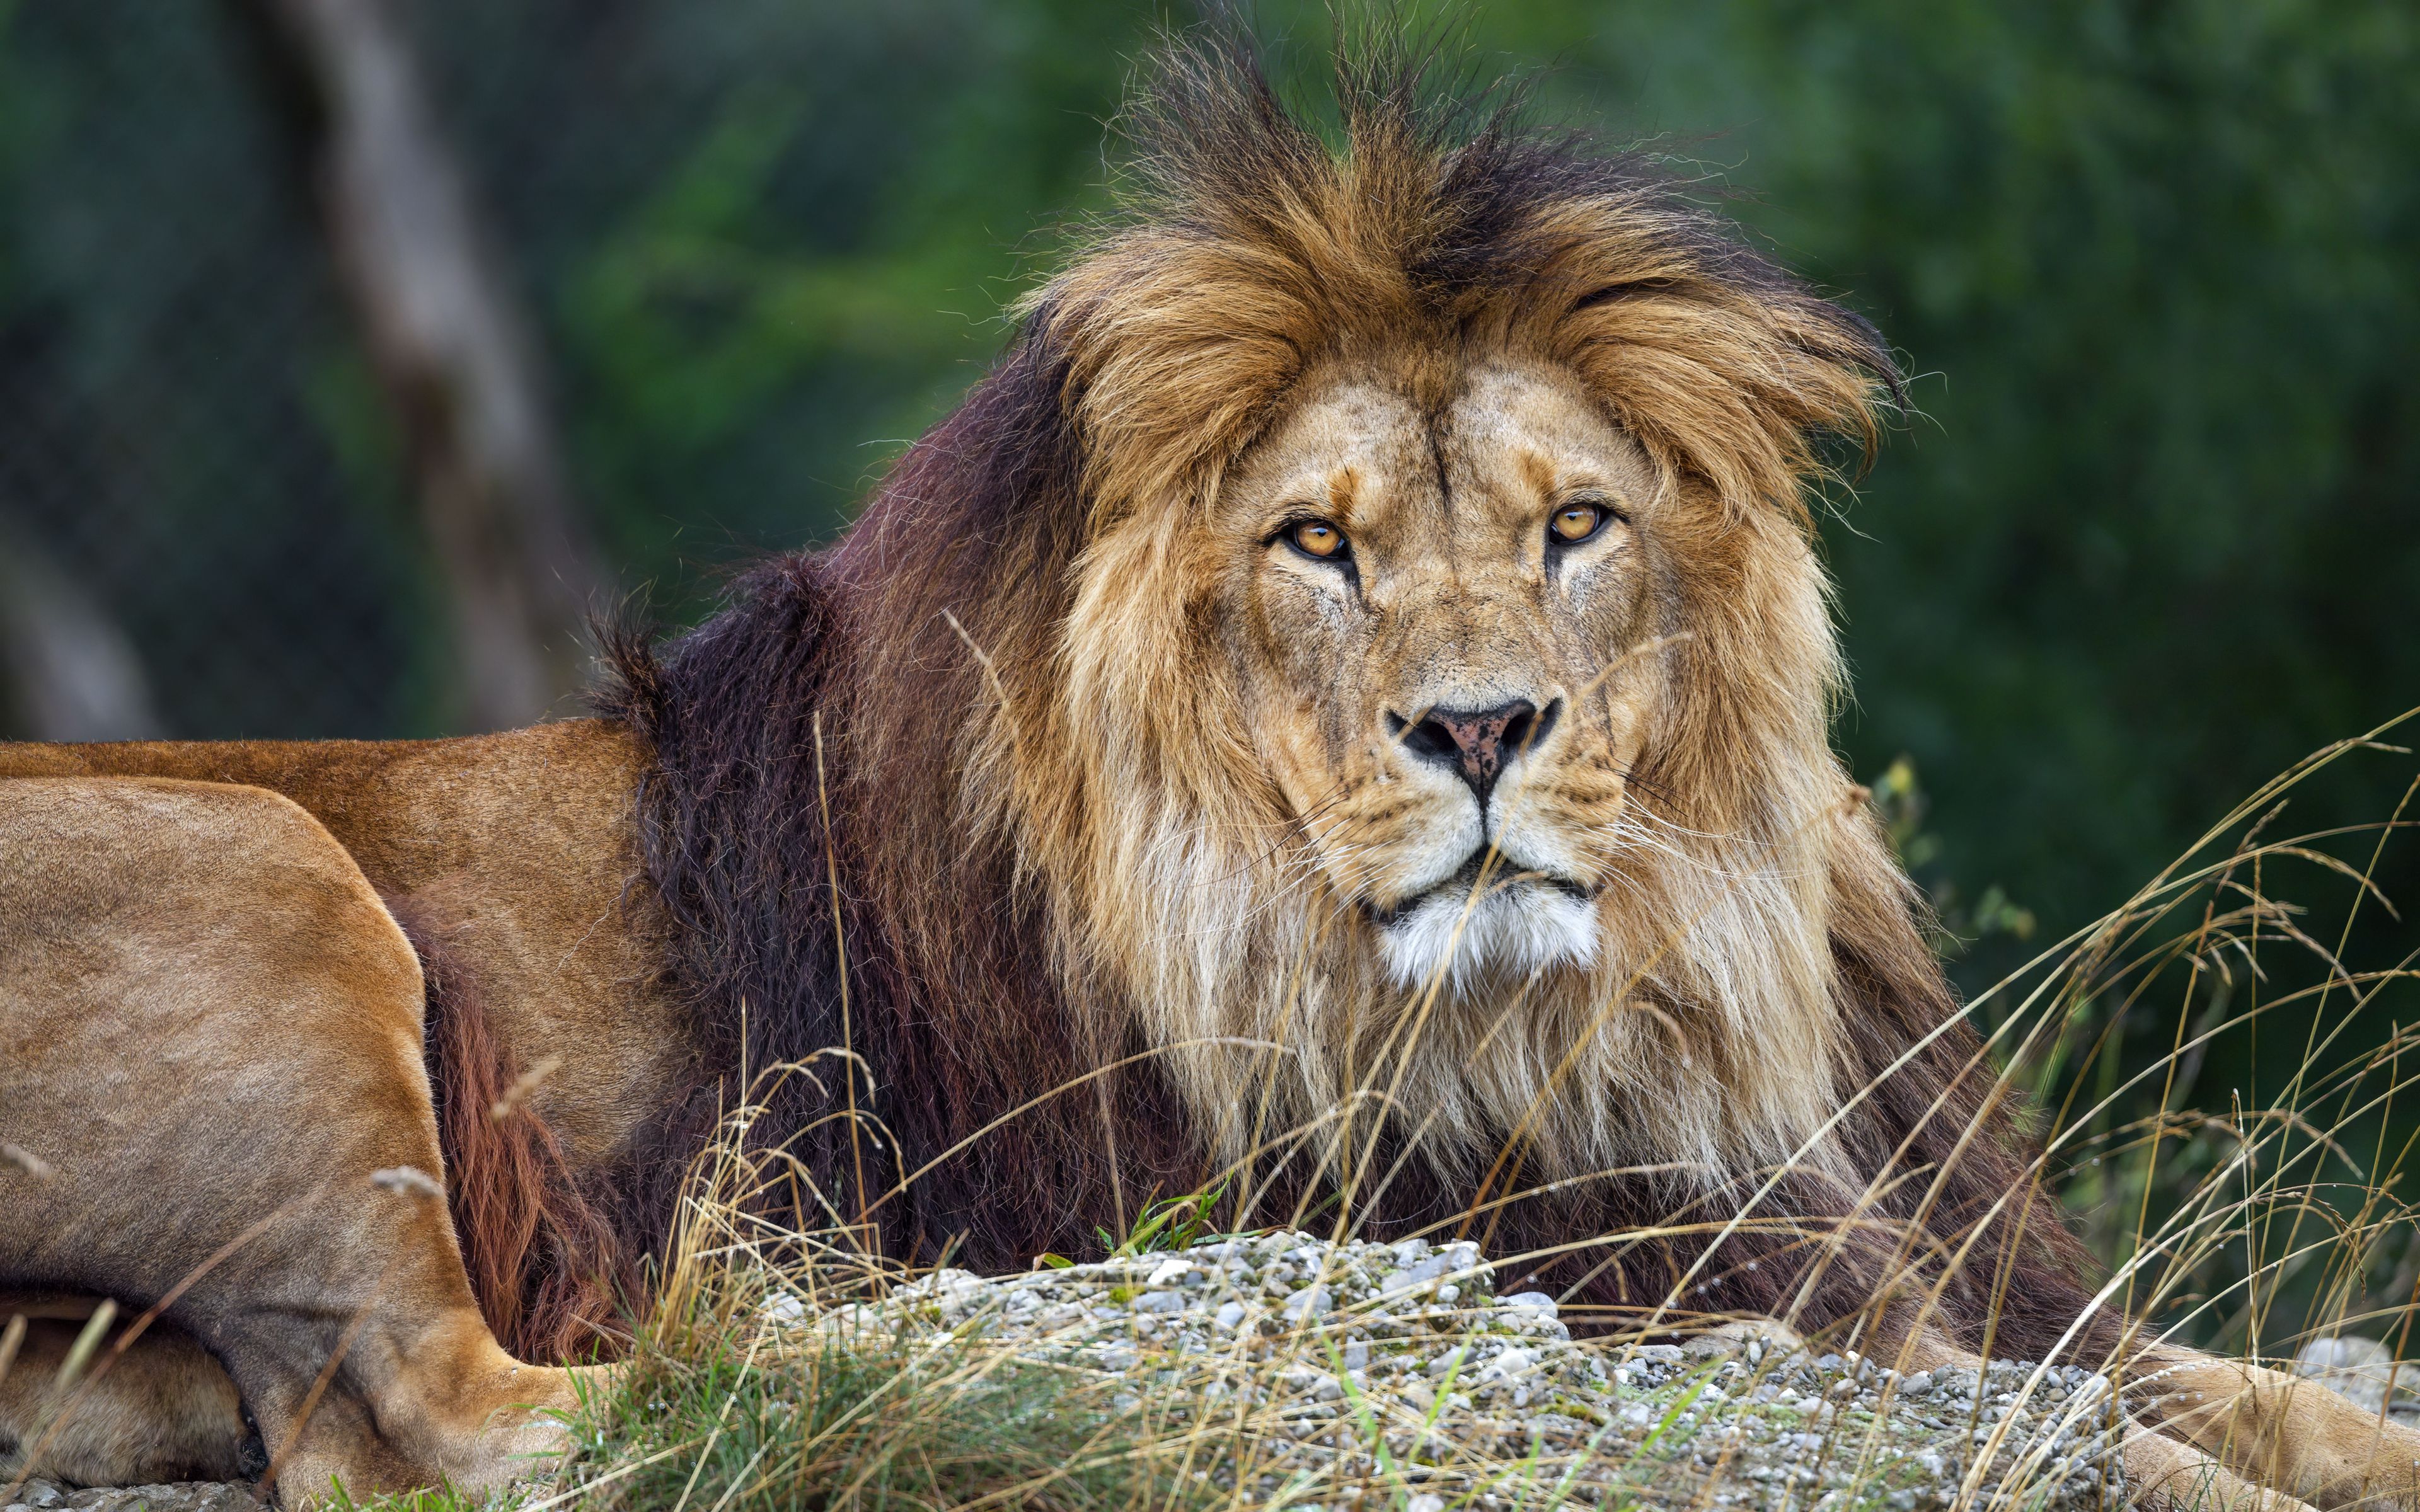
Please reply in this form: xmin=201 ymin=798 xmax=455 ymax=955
xmin=338 ymin=724 xmax=2420 ymax=1512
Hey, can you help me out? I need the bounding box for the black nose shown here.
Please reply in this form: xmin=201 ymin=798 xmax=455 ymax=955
xmin=1387 ymin=698 xmax=1557 ymax=803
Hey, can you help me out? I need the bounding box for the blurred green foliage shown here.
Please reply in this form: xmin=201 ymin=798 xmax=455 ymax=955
xmin=1 ymin=0 xmax=2414 ymax=991
xmin=1869 ymin=755 xmax=2037 ymax=956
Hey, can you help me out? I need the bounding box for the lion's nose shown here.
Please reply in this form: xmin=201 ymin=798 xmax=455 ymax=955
xmin=1387 ymin=697 xmax=1557 ymax=804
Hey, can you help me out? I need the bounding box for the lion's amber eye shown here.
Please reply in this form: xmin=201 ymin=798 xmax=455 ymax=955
xmin=1286 ymin=520 xmax=1349 ymax=560
xmin=1550 ymin=501 xmax=1609 ymax=544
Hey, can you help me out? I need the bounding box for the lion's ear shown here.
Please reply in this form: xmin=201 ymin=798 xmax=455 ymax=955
xmin=1529 ymin=202 xmax=1900 ymax=527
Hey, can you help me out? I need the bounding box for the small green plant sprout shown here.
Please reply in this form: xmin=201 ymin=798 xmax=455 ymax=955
xmin=1095 ymin=1179 xmax=1234 ymax=1257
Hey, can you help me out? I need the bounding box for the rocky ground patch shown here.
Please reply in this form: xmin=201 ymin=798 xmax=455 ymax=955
xmin=16 ymin=1234 xmax=2411 ymax=1511
xmin=0 ymin=1480 xmax=250 ymax=1512
xmin=760 ymin=1233 xmax=2130 ymax=1512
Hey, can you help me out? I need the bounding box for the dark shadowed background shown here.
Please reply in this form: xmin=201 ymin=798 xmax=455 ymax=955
xmin=3 ymin=2 xmax=2416 ymax=1299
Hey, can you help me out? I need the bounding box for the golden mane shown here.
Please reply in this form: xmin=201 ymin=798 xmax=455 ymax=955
xmin=33 ymin=42 xmax=2420 ymax=1499
xmin=967 ymin=36 xmax=1905 ymax=1183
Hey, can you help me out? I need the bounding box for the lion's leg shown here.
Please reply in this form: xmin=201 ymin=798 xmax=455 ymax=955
xmin=2121 ymin=1420 xmax=2324 ymax=1512
xmin=1850 ymin=1316 xmax=2322 ymax=1512
xmin=2133 ymin=1346 xmax=2420 ymax=1510
xmin=0 ymin=779 xmax=582 ymax=1500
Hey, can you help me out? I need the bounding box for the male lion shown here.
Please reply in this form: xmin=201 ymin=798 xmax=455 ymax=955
xmin=2 ymin=34 xmax=2411 ymax=1508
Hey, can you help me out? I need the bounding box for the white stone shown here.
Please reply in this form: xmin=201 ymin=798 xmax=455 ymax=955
xmin=1145 ymin=1256 xmax=1192 ymax=1287
xmin=1482 ymin=1348 xmax=1535 ymax=1380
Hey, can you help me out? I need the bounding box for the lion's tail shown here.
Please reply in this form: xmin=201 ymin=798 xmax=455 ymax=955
xmin=398 ymin=903 xmax=631 ymax=1363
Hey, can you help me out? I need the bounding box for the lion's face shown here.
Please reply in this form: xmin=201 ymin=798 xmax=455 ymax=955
xmin=1211 ymin=355 xmax=1669 ymax=991
xmin=1018 ymin=80 xmax=1898 ymax=1174
xmin=1054 ymin=336 xmax=1855 ymax=1174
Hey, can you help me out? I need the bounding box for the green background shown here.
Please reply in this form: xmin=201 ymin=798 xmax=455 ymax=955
xmin=3 ymin=4 xmax=2416 ymax=1319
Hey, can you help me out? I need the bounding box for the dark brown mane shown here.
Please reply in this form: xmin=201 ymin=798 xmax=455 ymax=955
xmin=597 ymin=337 xmax=1212 ymax=1273
xmin=585 ymin=28 xmax=2114 ymax=1367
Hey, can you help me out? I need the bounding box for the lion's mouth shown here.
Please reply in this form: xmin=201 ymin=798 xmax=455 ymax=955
xmin=1364 ymin=849 xmax=1595 ymax=929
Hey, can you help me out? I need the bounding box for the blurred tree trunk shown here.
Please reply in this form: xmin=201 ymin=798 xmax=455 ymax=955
xmin=0 ymin=530 xmax=162 ymax=743
xmin=259 ymin=0 xmax=604 ymax=731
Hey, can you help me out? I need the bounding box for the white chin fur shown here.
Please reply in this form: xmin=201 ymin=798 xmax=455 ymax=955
xmin=1376 ymin=883 xmax=1599 ymax=992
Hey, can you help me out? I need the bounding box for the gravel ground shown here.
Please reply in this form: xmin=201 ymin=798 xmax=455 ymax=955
xmin=768 ymin=1232 xmax=2133 ymax=1512
xmin=0 ymin=1480 xmax=251 ymax=1512
xmin=22 ymin=1234 xmax=2409 ymax=1511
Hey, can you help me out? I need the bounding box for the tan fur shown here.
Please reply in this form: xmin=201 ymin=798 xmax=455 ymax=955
xmin=2131 ymin=1349 xmax=2420 ymax=1509
xmin=0 ymin=772 xmax=613 ymax=1498
xmin=0 ymin=724 xmax=685 ymax=1159
xmin=0 ymin=1302 xmax=250 ymax=1486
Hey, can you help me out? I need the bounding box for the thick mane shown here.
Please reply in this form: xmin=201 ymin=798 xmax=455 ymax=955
xmin=601 ymin=30 xmax=2111 ymax=1363
xmin=1010 ymin=35 xmax=1906 ymax=1186
xmin=602 ymin=343 xmax=1211 ymax=1265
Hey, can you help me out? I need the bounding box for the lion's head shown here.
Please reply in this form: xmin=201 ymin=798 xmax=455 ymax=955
xmin=906 ymin=42 xmax=1908 ymax=1186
